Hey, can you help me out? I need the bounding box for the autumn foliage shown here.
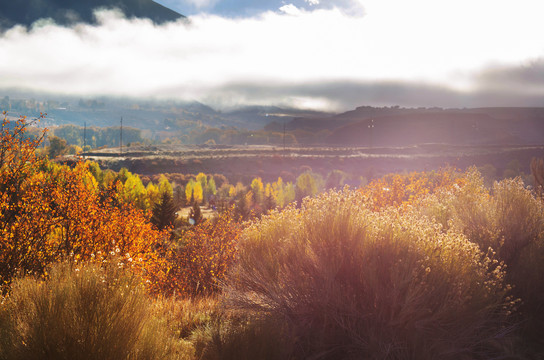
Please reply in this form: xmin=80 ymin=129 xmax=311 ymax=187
xmin=157 ymin=209 xmax=241 ymax=297
xmin=5 ymin=111 xmax=544 ymax=358
xmin=359 ymin=168 xmax=465 ymax=211
xmin=0 ymin=115 xmax=167 ymax=293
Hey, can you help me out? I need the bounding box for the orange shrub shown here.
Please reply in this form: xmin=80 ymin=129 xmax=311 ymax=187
xmin=0 ymin=116 xmax=168 ymax=293
xmin=360 ymin=168 xmax=465 ymax=211
xmin=157 ymin=209 xmax=240 ymax=297
xmin=0 ymin=115 xmax=52 ymax=290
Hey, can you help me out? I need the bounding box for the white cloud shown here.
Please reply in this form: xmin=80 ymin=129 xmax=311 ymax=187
xmin=279 ymin=4 xmax=302 ymax=15
xmin=1 ymin=0 xmax=543 ymax=111
xmin=305 ymin=0 xmax=320 ymax=6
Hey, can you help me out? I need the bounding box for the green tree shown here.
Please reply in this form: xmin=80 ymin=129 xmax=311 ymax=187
xmin=122 ymin=173 xmax=147 ymax=210
xmin=158 ymin=174 xmax=173 ymax=196
xmin=325 ymin=170 xmax=347 ymax=190
xmin=196 ymin=172 xmax=208 ymax=189
xmin=185 ymin=180 xmax=194 ymax=204
xmin=295 ymin=172 xmax=323 ymax=204
xmin=192 ymin=181 xmax=204 ymax=204
xmin=185 ymin=179 xmax=203 ymax=205
xmin=228 ymin=182 xmax=246 ymax=199
xmin=145 ymin=182 xmax=160 ymax=209
xmin=173 ymin=184 xmax=186 ymax=209
xmin=272 ymin=177 xmax=285 ymax=207
xmin=48 ymin=135 xmax=67 ymax=159
xmin=87 ymin=161 xmax=104 ymax=184
xmin=117 ymin=167 xmax=131 ymax=184
xmin=250 ymin=177 xmax=265 ymax=208
xmin=151 ymin=191 xmax=177 ymax=231
xmin=234 ymin=191 xmax=251 ymax=221
xmin=283 ymin=182 xmax=296 ymax=206
xmin=206 ymin=176 xmax=217 ymax=198
xmin=196 ymin=172 xmax=208 ymax=201
xmin=264 ymin=183 xmax=276 ymax=212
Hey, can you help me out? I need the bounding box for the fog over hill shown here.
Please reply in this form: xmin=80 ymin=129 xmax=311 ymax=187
xmin=0 ymin=0 xmax=183 ymax=29
xmin=4 ymin=90 xmax=544 ymax=147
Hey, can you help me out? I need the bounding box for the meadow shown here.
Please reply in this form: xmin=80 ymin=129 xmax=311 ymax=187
xmin=83 ymin=142 xmax=544 ymax=185
xmin=1 ymin=115 xmax=544 ymax=359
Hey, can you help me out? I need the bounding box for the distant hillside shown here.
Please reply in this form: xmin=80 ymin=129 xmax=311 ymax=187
xmin=0 ymin=0 xmax=184 ymax=29
xmin=2 ymin=94 xmax=330 ymax=143
xmin=281 ymin=107 xmax=544 ymax=146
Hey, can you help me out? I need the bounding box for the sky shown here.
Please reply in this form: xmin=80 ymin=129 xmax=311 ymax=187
xmin=0 ymin=0 xmax=543 ymax=112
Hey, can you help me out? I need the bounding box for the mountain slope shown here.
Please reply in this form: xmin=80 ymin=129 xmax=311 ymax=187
xmin=282 ymin=107 xmax=544 ymax=146
xmin=0 ymin=0 xmax=184 ymax=29
xmin=326 ymin=112 xmax=517 ymax=146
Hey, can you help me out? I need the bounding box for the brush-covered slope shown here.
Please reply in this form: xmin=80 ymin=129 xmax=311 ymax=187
xmin=283 ymin=107 xmax=544 ymax=146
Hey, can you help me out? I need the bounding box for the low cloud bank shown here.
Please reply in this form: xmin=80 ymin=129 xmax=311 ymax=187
xmin=1 ymin=0 xmax=543 ymax=111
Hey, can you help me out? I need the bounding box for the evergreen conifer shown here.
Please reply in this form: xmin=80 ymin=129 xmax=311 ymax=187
xmin=151 ymin=191 xmax=177 ymax=230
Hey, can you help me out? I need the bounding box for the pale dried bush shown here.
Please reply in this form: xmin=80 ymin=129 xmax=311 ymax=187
xmin=225 ymin=188 xmax=514 ymax=359
xmin=413 ymin=170 xmax=544 ymax=355
xmin=0 ymin=261 xmax=188 ymax=360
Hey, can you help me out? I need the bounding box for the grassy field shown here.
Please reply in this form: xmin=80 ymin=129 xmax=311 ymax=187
xmin=80 ymin=143 xmax=544 ymax=183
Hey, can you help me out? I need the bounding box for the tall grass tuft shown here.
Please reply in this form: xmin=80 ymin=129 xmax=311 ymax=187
xmin=413 ymin=170 xmax=544 ymax=355
xmin=225 ymin=188 xmax=514 ymax=359
xmin=0 ymin=260 xmax=188 ymax=360
xmin=149 ymin=296 xmax=219 ymax=340
xmin=190 ymin=312 xmax=293 ymax=360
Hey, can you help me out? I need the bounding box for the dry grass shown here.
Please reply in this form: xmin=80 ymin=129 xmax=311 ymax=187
xmin=0 ymin=261 xmax=190 ymax=360
xmin=150 ymin=296 xmax=219 ymax=340
xmin=190 ymin=311 xmax=293 ymax=360
xmin=225 ymin=188 xmax=515 ymax=359
xmin=413 ymin=170 xmax=544 ymax=356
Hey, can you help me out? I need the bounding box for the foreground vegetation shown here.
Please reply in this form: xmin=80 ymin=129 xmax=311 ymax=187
xmin=1 ymin=114 xmax=544 ymax=359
